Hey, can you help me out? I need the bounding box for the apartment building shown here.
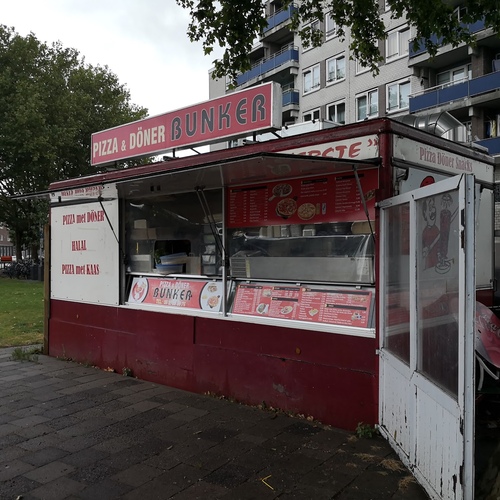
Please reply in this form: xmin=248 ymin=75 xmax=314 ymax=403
xmin=208 ymin=0 xmax=500 ymax=156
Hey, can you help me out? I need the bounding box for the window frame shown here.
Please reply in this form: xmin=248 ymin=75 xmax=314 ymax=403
xmin=327 ymin=100 xmax=346 ymax=124
xmin=325 ymin=12 xmax=337 ymax=39
xmin=355 ymin=89 xmax=379 ymax=121
xmin=326 ymin=53 xmax=346 ymax=84
xmin=303 ymin=108 xmax=321 ymax=122
xmin=386 ymin=79 xmax=410 ymax=113
xmin=386 ymin=25 xmax=410 ymax=62
xmin=303 ymin=64 xmax=321 ymax=95
xmin=302 ymin=19 xmax=321 ymax=53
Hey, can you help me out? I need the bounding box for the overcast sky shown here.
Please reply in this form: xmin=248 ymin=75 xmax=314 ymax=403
xmin=1 ymin=0 xmax=223 ymax=117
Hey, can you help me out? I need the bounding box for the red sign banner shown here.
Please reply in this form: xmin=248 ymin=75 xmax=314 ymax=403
xmin=128 ymin=277 xmax=224 ymax=311
xmin=232 ymin=283 xmax=373 ymax=328
xmin=227 ymin=170 xmax=377 ymax=227
xmin=91 ymin=82 xmax=281 ymax=166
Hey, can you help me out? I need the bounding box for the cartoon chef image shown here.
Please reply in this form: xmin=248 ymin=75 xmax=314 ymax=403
xmin=422 ymin=196 xmax=440 ymax=269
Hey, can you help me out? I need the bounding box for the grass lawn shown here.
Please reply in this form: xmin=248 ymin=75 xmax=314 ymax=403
xmin=0 ymin=277 xmax=44 ymax=347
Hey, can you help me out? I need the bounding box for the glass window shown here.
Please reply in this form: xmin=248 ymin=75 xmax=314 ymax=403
xmin=125 ymin=189 xmax=223 ymax=277
xmin=325 ymin=12 xmax=337 ymax=38
xmin=386 ymin=26 xmax=410 ymax=61
xmin=356 ymin=89 xmax=378 ymax=121
xmin=437 ymin=64 xmax=472 ymax=87
xmin=383 ymin=203 xmax=410 ymax=364
xmin=303 ymin=109 xmax=320 ymax=121
xmin=355 ymin=58 xmax=369 ymax=75
xmin=417 ymin=189 xmax=460 ymax=397
xmin=327 ymin=55 xmax=346 ymax=83
xmin=303 ymin=64 xmax=320 ymax=94
xmin=387 ymin=80 xmax=410 ymax=112
xmin=327 ymin=101 xmax=346 ymax=124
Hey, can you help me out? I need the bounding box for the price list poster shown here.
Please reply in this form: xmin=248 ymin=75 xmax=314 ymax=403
xmin=232 ymin=283 xmax=373 ymax=328
xmin=227 ymin=170 xmax=377 ymax=228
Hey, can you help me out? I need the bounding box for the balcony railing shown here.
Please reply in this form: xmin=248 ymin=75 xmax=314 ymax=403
xmin=263 ymin=4 xmax=298 ymax=33
xmin=282 ymin=88 xmax=299 ymax=106
xmin=409 ymin=19 xmax=487 ymax=58
xmin=475 ymin=137 xmax=500 ymax=155
xmin=409 ymin=71 xmax=500 ymax=113
xmin=236 ymin=44 xmax=299 ymax=86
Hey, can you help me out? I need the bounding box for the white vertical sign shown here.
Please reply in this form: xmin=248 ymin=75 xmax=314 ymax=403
xmin=51 ymin=199 xmax=119 ymax=305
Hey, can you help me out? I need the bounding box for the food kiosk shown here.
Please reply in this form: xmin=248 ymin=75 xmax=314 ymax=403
xmin=47 ymin=83 xmax=495 ymax=441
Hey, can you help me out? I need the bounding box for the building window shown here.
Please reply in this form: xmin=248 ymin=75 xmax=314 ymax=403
xmin=454 ymin=6 xmax=467 ymax=21
xmin=355 ymin=58 xmax=370 ymax=75
xmin=327 ymin=101 xmax=346 ymax=124
xmin=303 ymin=109 xmax=320 ymax=122
xmin=327 ymin=54 xmax=346 ymax=83
xmin=437 ymin=64 xmax=471 ymax=86
xmin=386 ymin=26 xmax=410 ymax=61
xmin=303 ymin=64 xmax=320 ymax=94
xmin=302 ymin=20 xmax=321 ymax=52
xmin=387 ymin=80 xmax=410 ymax=112
xmin=325 ymin=12 xmax=337 ymax=38
xmin=356 ymin=89 xmax=379 ymax=121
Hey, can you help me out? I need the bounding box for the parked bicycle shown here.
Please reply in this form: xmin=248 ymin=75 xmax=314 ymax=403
xmin=3 ymin=259 xmax=33 ymax=279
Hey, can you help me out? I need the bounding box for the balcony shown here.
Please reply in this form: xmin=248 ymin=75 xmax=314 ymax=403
xmin=475 ymin=137 xmax=500 ymax=155
xmin=409 ymin=71 xmax=500 ymax=113
xmin=236 ymin=44 xmax=299 ymax=86
xmin=282 ymin=88 xmax=299 ymax=107
xmin=263 ymin=4 xmax=297 ymax=33
xmin=409 ymin=19 xmax=487 ymax=58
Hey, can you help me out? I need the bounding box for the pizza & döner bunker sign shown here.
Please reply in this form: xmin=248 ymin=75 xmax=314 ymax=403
xmin=91 ymin=82 xmax=282 ymax=167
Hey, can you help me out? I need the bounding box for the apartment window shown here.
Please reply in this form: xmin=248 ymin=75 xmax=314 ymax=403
xmin=387 ymin=80 xmax=410 ymax=112
xmin=437 ymin=64 xmax=471 ymax=86
xmin=327 ymin=101 xmax=346 ymax=124
xmin=325 ymin=12 xmax=337 ymax=38
xmin=302 ymin=20 xmax=321 ymax=52
xmin=356 ymin=89 xmax=379 ymax=121
xmin=386 ymin=26 xmax=410 ymax=61
xmin=454 ymin=6 xmax=467 ymax=21
xmin=303 ymin=64 xmax=320 ymax=94
xmin=303 ymin=109 xmax=320 ymax=122
xmin=355 ymin=58 xmax=370 ymax=75
xmin=327 ymin=54 xmax=346 ymax=83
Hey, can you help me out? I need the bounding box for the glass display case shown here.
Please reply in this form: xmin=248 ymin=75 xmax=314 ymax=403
xmin=228 ymin=222 xmax=374 ymax=284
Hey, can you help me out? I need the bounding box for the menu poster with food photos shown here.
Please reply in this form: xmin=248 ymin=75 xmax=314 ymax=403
xmin=232 ymin=283 xmax=373 ymax=328
xmin=226 ymin=170 xmax=378 ymax=228
xmin=128 ymin=277 xmax=224 ymax=312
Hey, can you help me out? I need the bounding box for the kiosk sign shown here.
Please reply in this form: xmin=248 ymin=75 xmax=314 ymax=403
xmin=91 ymin=82 xmax=282 ymax=166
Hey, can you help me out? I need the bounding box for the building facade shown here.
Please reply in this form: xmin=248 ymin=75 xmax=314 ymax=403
xmin=208 ymin=0 xmax=500 ymax=156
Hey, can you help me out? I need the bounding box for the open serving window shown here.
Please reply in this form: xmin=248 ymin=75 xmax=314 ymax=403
xmin=119 ymin=153 xmax=379 ymax=332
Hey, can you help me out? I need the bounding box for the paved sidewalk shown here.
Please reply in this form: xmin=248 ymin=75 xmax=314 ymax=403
xmin=0 ymin=347 xmax=428 ymax=499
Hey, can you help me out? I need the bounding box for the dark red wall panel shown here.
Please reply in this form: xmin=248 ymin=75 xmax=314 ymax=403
xmin=49 ymin=299 xmax=378 ymax=430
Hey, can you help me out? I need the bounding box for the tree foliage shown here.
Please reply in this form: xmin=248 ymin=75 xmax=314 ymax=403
xmin=0 ymin=25 xmax=147 ymax=259
xmin=177 ymin=0 xmax=500 ymax=82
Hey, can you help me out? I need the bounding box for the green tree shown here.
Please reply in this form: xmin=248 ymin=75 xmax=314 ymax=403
xmin=177 ymin=0 xmax=500 ymax=82
xmin=0 ymin=25 xmax=148 ymax=261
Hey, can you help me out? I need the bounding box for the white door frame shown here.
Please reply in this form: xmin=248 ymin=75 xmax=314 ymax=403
xmin=378 ymin=174 xmax=475 ymax=500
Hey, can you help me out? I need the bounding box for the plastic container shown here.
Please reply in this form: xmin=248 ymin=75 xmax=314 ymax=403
xmin=156 ymin=263 xmax=184 ymax=274
xmin=159 ymin=253 xmax=187 ymax=265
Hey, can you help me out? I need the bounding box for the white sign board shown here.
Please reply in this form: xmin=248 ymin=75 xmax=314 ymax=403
xmin=281 ymin=135 xmax=379 ymax=160
xmin=393 ymin=136 xmax=493 ymax=184
xmin=51 ymin=199 xmax=119 ymax=305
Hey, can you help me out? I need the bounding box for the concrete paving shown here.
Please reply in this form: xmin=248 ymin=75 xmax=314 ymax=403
xmin=0 ymin=346 xmax=428 ymax=499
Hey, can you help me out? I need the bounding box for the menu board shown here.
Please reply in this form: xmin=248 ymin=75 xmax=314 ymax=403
xmin=232 ymin=283 xmax=373 ymax=328
xmin=128 ymin=277 xmax=224 ymax=312
xmin=227 ymin=170 xmax=377 ymax=228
